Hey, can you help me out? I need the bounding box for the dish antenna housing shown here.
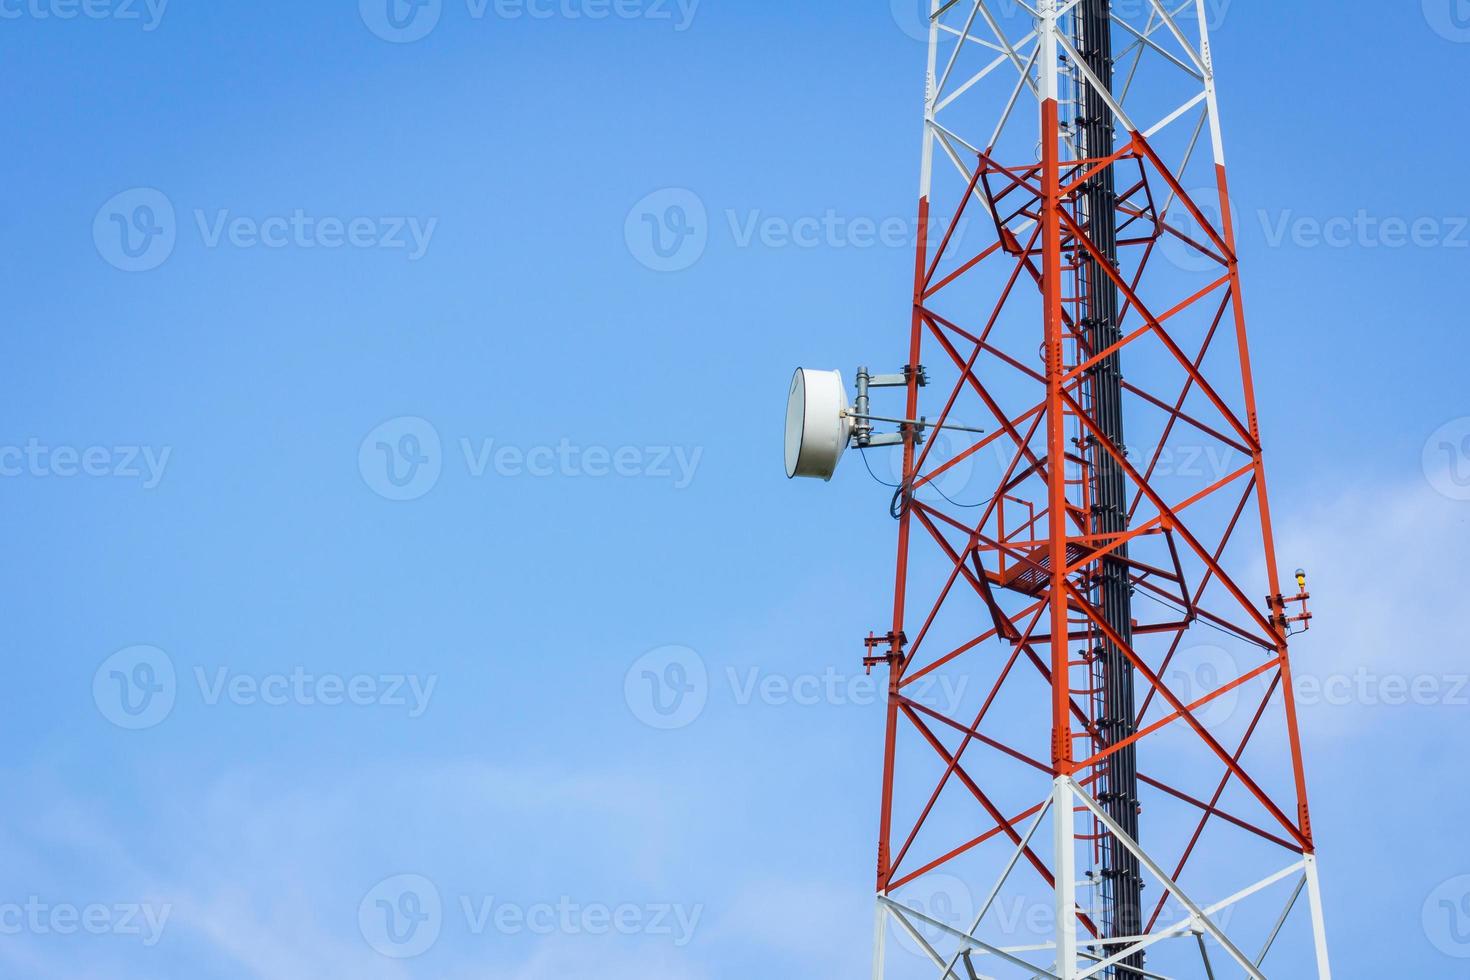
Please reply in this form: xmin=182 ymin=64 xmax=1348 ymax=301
xmin=784 ymin=368 xmax=851 ymax=480
xmin=786 ymin=365 xmax=961 ymax=481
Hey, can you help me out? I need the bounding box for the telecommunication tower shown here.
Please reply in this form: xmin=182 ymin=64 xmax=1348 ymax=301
xmin=784 ymin=2 xmax=1332 ymax=976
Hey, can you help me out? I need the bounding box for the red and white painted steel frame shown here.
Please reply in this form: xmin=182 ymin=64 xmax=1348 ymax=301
xmin=868 ymin=2 xmax=1332 ymax=977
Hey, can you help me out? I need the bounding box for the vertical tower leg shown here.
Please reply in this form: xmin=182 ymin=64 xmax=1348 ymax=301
xmin=1041 ymin=9 xmax=1078 ymax=972
xmin=872 ymin=901 xmax=888 ymax=980
xmin=1196 ymin=2 xmax=1333 ymax=972
xmin=872 ymin=3 xmax=939 ymax=973
xmin=1304 ymin=854 xmax=1333 ymax=980
xmin=1040 ymin=8 xmax=1076 ymax=971
xmin=1053 ymin=777 xmax=1079 ymax=979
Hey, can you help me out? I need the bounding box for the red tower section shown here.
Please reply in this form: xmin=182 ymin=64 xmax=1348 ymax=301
xmin=866 ymin=4 xmax=1331 ymax=977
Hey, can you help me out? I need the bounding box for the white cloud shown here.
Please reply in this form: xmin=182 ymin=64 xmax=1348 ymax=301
xmin=1275 ymin=481 xmax=1470 ymax=730
xmin=0 ymin=760 xmax=697 ymax=980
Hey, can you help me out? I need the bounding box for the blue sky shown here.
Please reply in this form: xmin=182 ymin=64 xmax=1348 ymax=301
xmin=0 ymin=1 xmax=1467 ymax=977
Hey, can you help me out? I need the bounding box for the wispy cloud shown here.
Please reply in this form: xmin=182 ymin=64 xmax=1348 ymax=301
xmin=0 ymin=760 xmax=699 ymax=980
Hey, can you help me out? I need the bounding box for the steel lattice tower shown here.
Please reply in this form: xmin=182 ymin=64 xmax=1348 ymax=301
xmin=866 ymin=3 xmax=1332 ymax=977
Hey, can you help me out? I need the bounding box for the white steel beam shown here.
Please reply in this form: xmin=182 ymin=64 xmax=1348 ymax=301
xmin=882 ymin=896 xmax=1063 ymax=978
xmin=1255 ymin=873 xmax=1307 ymax=968
xmin=1304 ymin=853 xmax=1333 ymax=979
xmin=1066 ymin=778 xmax=1269 ymax=980
xmin=887 ymin=901 xmax=966 ymax=980
xmin=1051 ymin=776 xmax=1078 ymax=978
xmin=938 ymin=794 xmax=1054 ymax=979
xmin=874 ymin=901 xmax=889 ymax=980
xmin=1192 ymin=0 xmax=1227 ymax=167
